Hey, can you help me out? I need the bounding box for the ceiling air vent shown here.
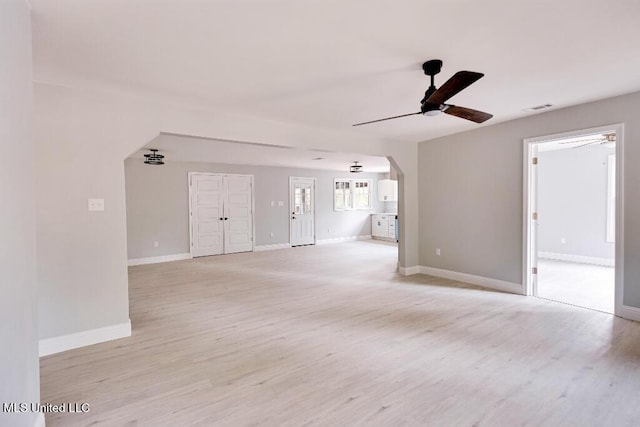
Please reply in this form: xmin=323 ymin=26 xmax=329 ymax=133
xmin=522 ymin=104 xmax=554 ymax=112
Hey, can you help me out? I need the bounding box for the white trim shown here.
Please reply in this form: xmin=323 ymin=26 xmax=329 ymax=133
xmin=251 ymin=175 xmax=256 ymax=251
xmin=128 ymin=253 xmax=192 ymax=266
xmin=606 ymin=154 xmax=616 ymax=243
xmin=316 ymin=235 xmax=372 ymax=245
xmin=538 ymin=252 xmax=615 ymax=267
xmin=619 ymin=305 xmax=640 ymax=322
xmin=333 ymin=178 xmax=374 ymax=211
xmin=419 ymin=266 xmax=524 ymax=295
xmin=523 ymin=123 xmax=625 ymax=315
xmin=522 ymin=140 xmax=538 ymax=296
xmin=398 ymin=265 xmax=420 ymax=276
xmin=615 ymin=125 xmax=625 ymax=316
xmin=32 ymin=413 xmax=45 ymax=427
xmin=39 ymin=320 xmax=132 ymax=357
xmin=372 ymin=236 xmax=397 ymax=242
xmin=254 ymin=243 xmax=292 ymax=251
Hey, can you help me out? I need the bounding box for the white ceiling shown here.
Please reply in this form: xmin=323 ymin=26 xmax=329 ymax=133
xmin=132 ymin=133 xmax=391 ymax=173
xmin=31 ymin=0 xmax=640 ymax=143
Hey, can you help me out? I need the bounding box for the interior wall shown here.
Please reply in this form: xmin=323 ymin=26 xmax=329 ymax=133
xmin=34 ymin=82 xmax=419 ymax=341
xmin=0 ymin=1 xmax=40 ymax=426
xmin=418 ymin=90 xmax=640 ymax=308
xmin=124 ymin=158 xmax=385 ymax=259
xmin=538 ymin=145 xmax=615 ymax=260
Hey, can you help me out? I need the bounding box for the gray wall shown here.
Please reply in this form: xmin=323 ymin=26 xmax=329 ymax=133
xmin=125 ymin=159 xmax=384 ymax=259
xmin=34 ymin=80 xmax=418 ymax=345
xmin=419 ymin=90 xmax=640 ymax=307
xmin=538 ymin=145 xmax=615 ymax=260
xmin=0 ymin=1 xmax=40 ymax=426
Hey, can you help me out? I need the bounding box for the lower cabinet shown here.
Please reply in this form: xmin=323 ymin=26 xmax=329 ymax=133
xmin=372 ymin=214 xmax=397 ymax=240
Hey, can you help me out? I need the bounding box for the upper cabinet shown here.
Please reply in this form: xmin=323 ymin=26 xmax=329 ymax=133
xmin=378 ymin=179 xmax=398 ymax=202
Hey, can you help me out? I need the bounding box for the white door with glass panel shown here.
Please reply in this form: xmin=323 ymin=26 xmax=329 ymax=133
xmin=290 ymin=177 xmax=315 ymax=246
xmin=189 ymin=173 xmax=253 ymax=257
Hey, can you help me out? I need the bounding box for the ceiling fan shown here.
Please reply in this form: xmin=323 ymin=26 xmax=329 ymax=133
xmin=558 ymin=132 xmax=616 ymax=149
xmin=353 ymin=59 xmax=493 ymax=126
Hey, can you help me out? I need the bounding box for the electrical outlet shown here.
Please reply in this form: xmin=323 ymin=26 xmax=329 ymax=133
xmin=271 ymin=201 xmax=275 ymax=207
xmin=561 ymin=238 xmax=567 ymax=244
xmin=270 ymin=232 xmax=274 ymax=237
xmin=436 ymin=248 xmax=441 ymax=256
xmin=153 ymin=241 xmax=159 ymax=247
xmin=88 ymin=198 xmax=105 ymax=211
xmin=278 ymin=201 xmax=284 ymax=207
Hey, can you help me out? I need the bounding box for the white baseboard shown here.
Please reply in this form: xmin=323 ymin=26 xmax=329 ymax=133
xmin=418 ymin=266 xmax=524 ymax=295
xmin=372 ymin=236 xmax=397 ymax=242
xmin=39 ymin=320 xmax=132 ymax=357
xmin=538 ymin=251 xmax=615 ymax=267
xmin=128 ymin=253 xmax=192 ymax=266
xmin=254 ymin=243 xmax=292 ymax=251
xmin=619 ymin=305 xmax=640 ymax=322
xmin=398 ymin=265 xmax=420 ymax=276
xmin=316 ymin=235 xmax=372 ymax=245
xmin=33 ymin=413 xmax=45 ymax=427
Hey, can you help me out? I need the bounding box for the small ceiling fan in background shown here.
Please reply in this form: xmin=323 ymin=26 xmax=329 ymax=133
xmin=353 ymin=59 xmax=493 ymax=126
xmin=558 ymin=132 xmax=616 ymax=149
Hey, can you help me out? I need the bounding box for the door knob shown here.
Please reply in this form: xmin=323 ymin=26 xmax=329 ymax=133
xmin=219 ymin=217 xmax=223 ymax=220
xmin=224 ymin=217 xmax=228 ymax=220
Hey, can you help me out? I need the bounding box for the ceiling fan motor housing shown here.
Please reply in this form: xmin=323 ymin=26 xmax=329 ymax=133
xmin=421 ymin=102 xmax=443 ymax=115
xmin=421 ymin=60 xmax=443 ymax=112
xmin=422 ymin=59 xmax=443 ymax=76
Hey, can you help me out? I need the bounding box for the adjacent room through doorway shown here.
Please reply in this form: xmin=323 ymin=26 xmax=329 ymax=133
xmin=525 ymin=127 xmax=619 ymax=314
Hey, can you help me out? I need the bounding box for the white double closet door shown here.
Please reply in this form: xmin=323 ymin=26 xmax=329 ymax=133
xmin=189 ymin=173 xmax=254 ymax=257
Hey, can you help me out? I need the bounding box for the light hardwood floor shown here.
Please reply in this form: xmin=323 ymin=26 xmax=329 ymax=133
xmin=537 ymin=259 xmax=615 ymax=313
xmin=41 ymin=241 xmax=640 ymax=426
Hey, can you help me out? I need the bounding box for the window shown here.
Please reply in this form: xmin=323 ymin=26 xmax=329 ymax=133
xmin=334 ymin=180 xmax=352 ymax=210
xmin=294 ymin=186 xmax=312 ymax=214
xmin=606 ymin=154 xmax=615 ymax=243
xmin=353 ymin=180 xmax=371 ymax=209
xmin=334 ymin=179 xmax=372 ymax=211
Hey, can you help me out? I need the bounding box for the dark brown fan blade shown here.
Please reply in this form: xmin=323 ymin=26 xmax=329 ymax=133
xmin=427 ymin=71 xmax=484 ymax=105
xmin=444 ymin=105 xmax=493 ymax=123
xmin=352 ymin=112 xmax=421 ymax=126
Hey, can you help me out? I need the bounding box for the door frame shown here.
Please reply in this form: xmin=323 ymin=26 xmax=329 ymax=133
xmin=188 ymin=172 xmax=256 ymax=257
xmin=522 ymin=123 xmax=624 ymax=316
xmin=289 ymin=176 xmax=317 ymax=246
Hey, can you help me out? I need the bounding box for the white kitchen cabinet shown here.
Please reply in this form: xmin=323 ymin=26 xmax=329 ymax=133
xmin=372 ymin=214 xmax=397 ymax=241
xmin=378 ymin=179 xmax=398 ymax=202
xmin=372 ymin=215 xmax=388 ymax=237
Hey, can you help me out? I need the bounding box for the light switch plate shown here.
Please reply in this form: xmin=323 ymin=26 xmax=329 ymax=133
xmin=277 ymin=201 xmax=284 ymax=207
xmin=88 ymin=198 xmax=105 ymax=211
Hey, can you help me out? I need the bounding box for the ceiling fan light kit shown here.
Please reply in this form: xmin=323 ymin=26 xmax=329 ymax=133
xmin=353 ymin=59 xmax=493 ymax=127
xmin=350 ymin=161 xmax=363 ymax=173
xmin=144 ymin=148 xmax=165 ymax=165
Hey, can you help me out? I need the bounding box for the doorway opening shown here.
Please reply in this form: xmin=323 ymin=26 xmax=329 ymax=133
xmin=124 ymin=133 xmax=402 ymax=272
xmin=523 ymin=124 xmax=624 ymax=314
